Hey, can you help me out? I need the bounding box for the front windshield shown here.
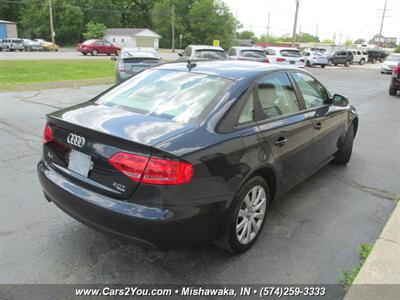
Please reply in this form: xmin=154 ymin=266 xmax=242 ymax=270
xmin=96 ymin=69 xmax=231 ymax=124
xmin=195 ymin=50 xmax=227 ymax=59
xmin=241 ymin=50 xmax=266 ymax=58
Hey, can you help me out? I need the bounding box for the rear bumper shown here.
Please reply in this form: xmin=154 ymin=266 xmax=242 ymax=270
xmin=37 ymin=160 xmax=223 ymax=250
xmin=390 ymin=78 xmax=400 ymax=89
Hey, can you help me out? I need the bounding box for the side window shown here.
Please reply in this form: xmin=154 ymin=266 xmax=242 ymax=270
xmin=291 ymin=72 xmax=329 ymax=108
xmin=238 ymin=91 xmax=255 ymax=124
xmin=257 ymin=73 xmax=300 ymax=120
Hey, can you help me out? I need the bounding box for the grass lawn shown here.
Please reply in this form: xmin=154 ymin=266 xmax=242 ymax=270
xmin=0 ymin=59 xmax=115 ymax=90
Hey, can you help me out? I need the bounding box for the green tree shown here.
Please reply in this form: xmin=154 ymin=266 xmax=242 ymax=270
xmin=321 ymin=39 xmax=334 ymax=44
xmin=237 ymin=31 xmax=256 ymax=40
xmin=83 ymin=22 xmax=107 ymax=40
xmin=344 ymin=40 xmax=352 ymax=46
xmin=354 ymin=38 xmax=365 ymax=44
xmin=116 ymin=0 xmax=157 ymax=28
xmin=395 ymin=45 xmax=400 ymax=53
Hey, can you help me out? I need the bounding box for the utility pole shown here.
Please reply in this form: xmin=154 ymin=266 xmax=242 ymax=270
xmin=291 ymin=0 xmax=300 ymax=47
xmin=314 ymin=23 xmax=318 ymax=48
xmin=266 ymin=13 xmax=270 ymax=44
xmin=338 ymin=29 xmax=343 ymax=49
xmin=377 ymin=0 xmax=388 ymax=47
xmin=48 ymin=0 xmax=55 ymax=44
xmin=171 ymin=4 xmax=175 ymax=52
xmin=298 ymin=25 xmax=302 ymax=44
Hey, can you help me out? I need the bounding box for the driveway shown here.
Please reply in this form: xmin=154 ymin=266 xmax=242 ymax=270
xmin=0 ymin=67 xmax=398 ymax=284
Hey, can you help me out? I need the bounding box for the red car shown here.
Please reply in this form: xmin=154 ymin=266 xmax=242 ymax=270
xmin=76 ymin=39 xmax=119 ymax=56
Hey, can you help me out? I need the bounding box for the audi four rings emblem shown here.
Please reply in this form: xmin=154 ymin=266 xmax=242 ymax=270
xmin=67 ymin=133 xmax=86 ymax=148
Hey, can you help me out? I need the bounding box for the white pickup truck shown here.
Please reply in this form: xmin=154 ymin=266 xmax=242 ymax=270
xmin=351 ymin=49 xmax=368 ymax=65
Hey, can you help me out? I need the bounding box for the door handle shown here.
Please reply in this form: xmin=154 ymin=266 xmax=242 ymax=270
xmin=314 ymin=122 xmax=322 ymax=130
xmin=274 ymin=137 xmax=288 ymax=147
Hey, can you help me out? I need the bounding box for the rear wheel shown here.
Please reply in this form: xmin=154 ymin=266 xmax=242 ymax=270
xmin=216 ymin=176 xmax=270 ymax=253
xmin=389 ymin=86 xmax=397 ymax=96
xmin=306 ymin=60 xmax=311 ymax=67
xmin=359 ymin=58 xmax=365 ymax=65
xmin=334 ymin=63 xmax=338 ymax=66
xmin=321 ymin=64 xmax=326 ymax=68
xmin=332 ymin=124 xmax=354 ymax=165
xmin=345 ymin=60 xmax=351 ymax=67
xmin=372 ymin=58 xmax=377 ymax=64
xmin=82 ymin=52 xmax=87 ymax=56
xmin=91 ymin=49 xmax=98 ymax=56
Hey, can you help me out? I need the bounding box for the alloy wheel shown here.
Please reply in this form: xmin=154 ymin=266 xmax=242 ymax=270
xmin=236 ymin=185 xmax=267 ymax=245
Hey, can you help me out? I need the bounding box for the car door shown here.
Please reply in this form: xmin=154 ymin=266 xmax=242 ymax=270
xmin=255 ymin=72 xmax=314 ymax=191
xmin=290 ymin=71 xmax=348 ymax=169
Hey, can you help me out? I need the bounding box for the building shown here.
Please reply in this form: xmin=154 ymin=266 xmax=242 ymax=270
xmin=0 ymin=20 xmax=17 ymax=39
xmin=104 ymin=28 xmax=161 ymax=49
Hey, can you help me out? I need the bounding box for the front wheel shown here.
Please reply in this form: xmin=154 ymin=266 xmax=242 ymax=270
xmin=91 ymin=49 xmax=98 ymax=56
xmin=332 ymin=124 xmax=354 ymax=165
xmin=389 ymin=86 xmax=397 ymax=96
xmin=359 ymin=59 xmax=365 ymax=65
xmin=345 ymin=60 xmax=351 ymax=67
xmin=216 ymin=176 xmax=270 ymax=253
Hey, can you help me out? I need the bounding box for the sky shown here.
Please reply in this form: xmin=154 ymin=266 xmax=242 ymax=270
xmin=224 ymin=0 xmax=400 ymax=42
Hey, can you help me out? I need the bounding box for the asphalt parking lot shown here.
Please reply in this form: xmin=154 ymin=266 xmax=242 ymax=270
xmin=0 ymin=67 xmax=399 ymax=285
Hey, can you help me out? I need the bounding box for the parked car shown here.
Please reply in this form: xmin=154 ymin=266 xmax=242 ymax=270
xmin=367 ymin=49 xmax=386 ymax=63
xmin=177 ymin=45 xmax=227 ymax=61
xmin=326 ymin=50 xmax=353 ymax=67
xmin=381 ymin=53 xmax=400 ymax=74
xmin=76 ymin=39 xmax=119 ymax=56
xmin=34 ymin=39 xmax=59 ymax=52
xmin=303 ymin=51 xmax=328 ymax=68
xmin=0 ymin=38 xmax=24 ymax=51
xmin=350 ymin=49 xmax=368 ymax=65
xmin=389 ymin=62 xmax=400 ymax=96
xmin=227 ymin=46 xmax=269 ymax=62
xmin=112 ymin=47 xmax=161 ymax=82
xmin=265 ymin=47 xmax=305 ymax=68
xmin=37 ymin=60 xmax=358 ymax=253
xmin=22 ymin=39 xmax=43 ymax=51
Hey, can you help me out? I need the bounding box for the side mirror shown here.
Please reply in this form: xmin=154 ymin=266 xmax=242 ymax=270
xmin=332 ymin=94 xmax=349 ymax=107
xmin=111 ymin=56 xmax=117 ymax=61
xmin=178 ymin=51 xmax=183 ymax=57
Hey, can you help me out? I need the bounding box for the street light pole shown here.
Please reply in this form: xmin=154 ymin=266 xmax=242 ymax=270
xmin=291 ymin=0 xmax=300 ymax=47
xmin=171 ymin=4 xmax=175 ymax=52
xmin=48 ymin=0 xmax=55 ymax=44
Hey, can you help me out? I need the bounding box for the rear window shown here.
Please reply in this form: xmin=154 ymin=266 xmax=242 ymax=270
xmin=96 ymin=69 xmax=231 ymax=124
xmin=240 ymin=50 xmax=266 ymax=58
xmin=280 ymin=49 xmax=301 ymax=57
xmin=195 ymin=50 xmax=227 ymax=59
xmin=83 ymin=40 xmax=96 ymax=45
xmin=386 ymin=55 xmax=400 ymax=62
xmin=13 ymin=39 xmax=23 ymax=43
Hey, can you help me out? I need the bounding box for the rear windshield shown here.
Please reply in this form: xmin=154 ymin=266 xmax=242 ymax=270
xmin=96 ymin=69 xmax=231 ymax=123
xmin=386 ymin=55 xmax=400 ymax=62
xmin=195 ymin=50 xmax=227 ymax=59
xmin=280 ymin=49 xmax=301 ymax=57
xmin=123 ymin=57 xmax=160 ymax=63
xmin=83 ymin=40 xmax=96 ymax=45
xmin=241 ymin=50 xmax=266 ymax=58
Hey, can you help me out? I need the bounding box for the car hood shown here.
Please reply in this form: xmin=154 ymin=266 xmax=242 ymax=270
xmin=49 ymin=102 xmax=196 ymax=146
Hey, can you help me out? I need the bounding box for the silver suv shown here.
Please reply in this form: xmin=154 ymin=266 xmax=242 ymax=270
xmin=0 ymin=38 xmax=24 ymax=51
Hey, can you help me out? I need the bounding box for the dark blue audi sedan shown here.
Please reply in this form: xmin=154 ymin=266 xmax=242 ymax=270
xmin=38 ymin=61 xmax=358 ymax=253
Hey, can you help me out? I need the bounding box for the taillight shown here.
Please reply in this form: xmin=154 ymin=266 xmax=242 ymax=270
xmin=394 ymin=65 xmax=399 ymax=77
xmin=263 ymin=58 xmax=269 ymax=63
xmin=108 ymin=152 xmax=193 ymax=185
xmin=43 ymin=124 xmax=54 ymax=144
xmin=300 ymin=58 xmax=305 ymax=62
xmin=117 ymin=61 xmax=125 ymax=72
xmin=276 ymin=57 xmax=285 ymax=62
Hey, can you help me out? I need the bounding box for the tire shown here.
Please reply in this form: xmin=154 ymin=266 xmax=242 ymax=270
xmin=321 ymin=64 xmax=326 ymax=68
xmin=334 ymin=63 xmax=338 ymax=66
xmin=306 ymin=60 xmax=311 ymax=67
xmin=216 ymin=176 xmax=271 ymax=253
xmin=359 ymin=59 xmax=365 ymax=65
xmin=332 ymin=124 xmax=354 ymax=165
xmin=389 ymin=86 xmax=397 ymax=96
xmin=328 ymin=60 xmax=333 ymax=66
xmin=91 ymin=49 xmax=98 ymax=56
xmin=82 ymin=52 xmax=87 ymax=56
xmin=345 ymin=60 xmax=350 ymax=67
xmin=372 ymin=58 xmax=377 ymax=64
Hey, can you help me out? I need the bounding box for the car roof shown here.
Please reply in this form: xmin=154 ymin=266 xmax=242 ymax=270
xmin=188 ymin=45 xmax=225 ymax=51
xmin=266 ymin=46 xmax=299 ymax=51
xmin=121 ymin=47 xmax=160 ymax=58
xmin=232 ymin=46 xmax=264 ymax=51
xmin=155 ymin=60 xmax=290 ymax=80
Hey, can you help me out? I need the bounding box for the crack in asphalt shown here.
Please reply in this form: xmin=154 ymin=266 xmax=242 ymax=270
xmin=15 ymin=91 xmax=63 ymax=109
xmin=332 ymin=172 xmax=395 ymax=201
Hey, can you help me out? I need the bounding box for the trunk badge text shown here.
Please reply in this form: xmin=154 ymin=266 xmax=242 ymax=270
xmin=67 ymin=133 xmax=86 ymax=148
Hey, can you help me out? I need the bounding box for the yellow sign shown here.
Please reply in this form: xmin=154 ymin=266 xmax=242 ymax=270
xmin=213 ymin=40 xmax=220 ymax=47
